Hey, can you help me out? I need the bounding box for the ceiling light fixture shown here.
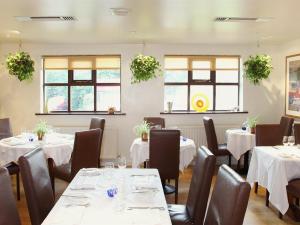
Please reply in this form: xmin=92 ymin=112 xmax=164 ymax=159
xmin=110 ymin=8 xmax=130 ymax=16
xmin=214 ymin=17 xmax=273 ymax=22
xmin=5 ymin=30 xmax=21 ymax=38
xmin=15 ymin=16 xmax=77 ymax=22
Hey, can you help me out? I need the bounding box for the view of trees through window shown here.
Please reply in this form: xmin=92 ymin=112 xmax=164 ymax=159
xmin=43 ymin=56 xmax=121 ymax=112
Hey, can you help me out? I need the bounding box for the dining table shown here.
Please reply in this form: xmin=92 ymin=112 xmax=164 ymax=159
xmin=0 ymin=132 xmax=74 ymax=166
xmin=247 ymin=145 xmax=300 ymax=214
xmin=41 ymin=168 xmax=172 ymax=225
xmin=130 ymin=136 xmax=196 ymax=171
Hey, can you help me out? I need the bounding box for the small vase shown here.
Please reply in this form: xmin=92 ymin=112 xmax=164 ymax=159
xmin=167 ymin=101 xmax=173 ymax=113
xmin=141 ymin=132 xmax=148 ymax=142
xmin=37 ymin=132 xmax=44 ymax=141
xmin=250 ymin=127 xmax=255 ymax=134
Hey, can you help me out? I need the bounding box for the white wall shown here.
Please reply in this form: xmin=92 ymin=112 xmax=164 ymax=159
xmin=0 ymin=42 xmax=285 ymax=160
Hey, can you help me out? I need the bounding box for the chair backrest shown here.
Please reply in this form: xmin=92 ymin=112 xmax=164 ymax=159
xmin=144 ymin=117 xmax=165 ymax=129
xmin=203 ymin=117 xmax=219 ymax=154
xmin=0 ymin=167 xmax=21 ymax=225
xmin=89 ymin=118 xmax=105 ymax=166
xmin=279 ymin=116 xmax=294 ymax=137
xmin=0 ymin=118 xmax=13 ymax=140
xmin=19 ymin=148 xmax=54 ymax=225
xmin=71 ymin=129 xmax=102 ymax=179
xmin=149 ymin=129 xmax=180 ymax=179
xmin=294 ymin=123 xmax=300 ymax=144
xmin=204 ymin=165 xmax=251 ymax=225
xmin=186 ymin=146 xmax=216 ymax=225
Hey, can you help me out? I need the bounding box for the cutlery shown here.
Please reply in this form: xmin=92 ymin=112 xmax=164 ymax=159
xmin=62 ymin=194 xmax=88 ymax=199
xmin=127 ymin=206 xmax=165 ymax=210
xmin=130 ymin=174 xmax=158 ymax=177
xmin=64 ymin=202 xmax=90 ymax=207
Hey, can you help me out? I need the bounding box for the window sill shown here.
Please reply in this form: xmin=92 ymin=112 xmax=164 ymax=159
xmin=35 ymin=112 xmax=126 ymax=116
xmin=160 ymin=111 xmax=248 ymax=115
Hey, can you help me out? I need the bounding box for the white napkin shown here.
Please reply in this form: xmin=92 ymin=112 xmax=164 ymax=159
xmin=2 ymin=137 xmax=27 ymax=146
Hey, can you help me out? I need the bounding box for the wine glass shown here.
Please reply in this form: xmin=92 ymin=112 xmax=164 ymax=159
xmin=288 ymin=136 xmax=295 ymax=146
xmin=283 ymin=136 xmax=289 ymax=146
xmin=117 ymin=156 xmax=126 ymax=169
xmin=104 ymin=162 xmax=114 ymax=180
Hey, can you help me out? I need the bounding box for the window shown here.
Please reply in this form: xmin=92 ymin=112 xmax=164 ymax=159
xmin=164 ymin=56 xmax=240 ymax=111
xmin=43 ymin=56 xmax=121 ymax=112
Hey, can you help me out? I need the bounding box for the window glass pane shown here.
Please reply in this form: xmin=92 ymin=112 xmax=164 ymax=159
xmin=190 ymin=85 xmax=213 ymax=110
xmin=216 ymin=70 xmax=239 ymax=83
xmin=192 ymin=61 xmax=211 ymax=69
xmin=71 ymin=86 xmax=94 ymax=111
xmin=97 ymin=86 xmax=120 ymax=111
xmin=45 ymin=86 xmax=68 ymax=111
xmin=216 ymin=58 xmax=239 ymax=69
xmin=216 ymin=85 xmax=238 ymax=110
xmin=165 ymin=57 xmax=188 ymax=69
xmin=45 ymin=70 xmax=68 ymax=83
xmin=73 ymin=70 xmax=92 ymax=80
xmin=164 ymin=85 xmax=188 ymax=110
xmin=192 ymin=70 xmax=210 ymax=80
xmin=97 ymin=69 xmax=120 ymax=83
xmin=164 ymin=70 xmax=188 ymax=83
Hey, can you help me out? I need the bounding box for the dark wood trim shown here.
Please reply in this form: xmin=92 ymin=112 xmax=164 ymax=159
xmin=160 ymin=110 xmax=248 ymax=115
xmin=35 ymin=112 xmax=126 ymax=116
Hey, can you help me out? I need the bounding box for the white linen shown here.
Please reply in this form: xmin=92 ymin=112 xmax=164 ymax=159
xmin=226 ymin=129 xmax=255 ymax=160
xmin=0 ymin=132 xmax=74 ymax=166
xmin=247 ymin=146 xmax=300 ymax=214
xmin=42 ymin=168 xmax=172 ymax=225
xmin=130 ymin=137 xmax=196 ymax=171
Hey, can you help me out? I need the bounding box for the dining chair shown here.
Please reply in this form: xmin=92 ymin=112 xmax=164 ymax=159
xmin=0 ymin=118 xmax=20 ymax=200
xmin=168 ymin=146 xmax=216 ymax=225
xmin=144 ymin=117 xmax=165 ymax=129
xmin=203 ymin=117 xmax=232 ymax=167
xmin=48 ymin=129 xmax=102 ymax=193
xmin=19 ymin=147 xmax=55 ymax=225
xmin=294 ymin=123 xmax=300 ymax=144
xmin=149 ymin=129 xmax=180 ymax=203
xmin=286 ymin=179 xmax=300 ymax=219
xmin=89 ymin=117 xmax=105 ymax=167
xmin=0 ymin=167 xmax=21 ymax=225
xmin=204 ymin=165 xmax=251 ymax=225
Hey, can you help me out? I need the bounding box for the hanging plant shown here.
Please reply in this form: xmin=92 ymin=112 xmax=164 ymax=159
xmin=130 ymin=54 xmax=162 ymax=84
xmin=243 ymin=54 xmax=273 ymax=85
xmin=6 ymin=51 xmax=35 ymax=81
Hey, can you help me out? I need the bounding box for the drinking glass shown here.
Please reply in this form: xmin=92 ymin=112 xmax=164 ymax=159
xmin=117 ymin=156 xmax=126 ymax=169
xmin=283 ymin=136 xmax=289 ymax=146
xmin=288 ymin=136 xmax=295 ymax=146
xmin=104 ymin=162 xmax=114 ymax=180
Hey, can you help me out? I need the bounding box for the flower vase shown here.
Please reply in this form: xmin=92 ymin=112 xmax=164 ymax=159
xmin=141 ymin=132 xmax=148 ymax=142
xmin=250 ymin=127 xmax=255 ymax=134
xmin=37 ymin=132 xmax=44 ymax=141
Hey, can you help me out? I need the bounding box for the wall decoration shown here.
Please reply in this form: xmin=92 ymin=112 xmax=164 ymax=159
xmin=286 ymin=54 xmax=300 ymax=117
xmin=191 ymin=93 xmax=209 ymax=112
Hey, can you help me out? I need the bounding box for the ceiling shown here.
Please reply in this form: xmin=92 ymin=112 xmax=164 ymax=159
xmin=0 ymin=0 xmax=299 ymax=45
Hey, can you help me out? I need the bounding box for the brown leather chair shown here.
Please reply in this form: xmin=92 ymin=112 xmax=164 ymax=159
xmin=0 ymin=118 xmax=20 ymax=200
xmin=203 ymin=117 xmax=232 ymax=166
xmin=204 ymin=165 xmax=251 ymax=225
xmin=0 ymin=167 xmax=21 ymax=225
xmin=48 ymin=129 xmax=102 ymax=193
xmin=89 ymin=117 xmax=105 ymax=167
xmin=168 ymin=146 xmax=216 ymax=225
xmin=149 ymin=129 xmax=180 ymax=203
xmin=294 ymin=123 xmax=300 ymax=144
xmin=19 ymin=148 xmax=55 ymax=225
xmin=144 ymin=117 xmax=165 ymax=129
xmin=256 ymin=116 xmax=294 ymax=146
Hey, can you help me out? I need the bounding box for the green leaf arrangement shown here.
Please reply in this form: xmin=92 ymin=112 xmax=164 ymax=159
xmin=243 ymin=54 xmax=273 ymax=85
xmin=133 ymin=121 xmax=150 ymax=137
xmin=6 ymin=51 xmax=35 ymax=81
xmin=130 ymin=54 xmax=162 ymax=84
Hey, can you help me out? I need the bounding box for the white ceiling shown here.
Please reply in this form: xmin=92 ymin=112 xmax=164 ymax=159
xmin=0 ymin=0 xmax=299 ymax=45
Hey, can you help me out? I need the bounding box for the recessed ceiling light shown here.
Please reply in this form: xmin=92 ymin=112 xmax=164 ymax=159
xmin=110 ymin=8 xmax=130 ymax=16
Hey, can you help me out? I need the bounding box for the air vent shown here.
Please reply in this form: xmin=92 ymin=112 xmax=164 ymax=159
xmin=15 ymin=16 xmax=77 ymax=22
xmin=215 ymin=17 xmax=258 ymax=22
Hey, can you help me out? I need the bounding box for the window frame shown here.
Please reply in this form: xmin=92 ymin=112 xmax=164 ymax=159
xmin=43 ymin=55 xmax=122 ymax=113
xmin=164 ymin=55 xmax=241 ymax=111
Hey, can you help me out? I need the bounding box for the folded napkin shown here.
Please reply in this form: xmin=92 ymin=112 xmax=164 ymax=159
xmin=2 ymin=138 xmax=27 ymax=146
xmin=80 ymin=168 xmax=101 ymax=176
xmin=132 ymin=177 xmax=158 ymax=190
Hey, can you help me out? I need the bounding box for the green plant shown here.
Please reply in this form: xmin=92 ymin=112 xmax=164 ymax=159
xmin=34 ymin=120 xmax=49 ymax=135
xmin=6 ymin=51 xmax=35 ymax=81
xmin=247 ymin=116 xmax=258 ymax=128
xmin=134 ymin=121 xmax=150 ymax=137
xmin=243 ymin=54 xmax=273 ymax=85
xmin=130 ymin=54 xmax=162 ymax=83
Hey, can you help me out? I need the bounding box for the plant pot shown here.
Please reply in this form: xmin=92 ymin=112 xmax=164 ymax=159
xmin=141 ymin=132 xmax=148 ymax=142
xmin=37 ymin=132 xmax=44 ymax=141
xmin=250 ymin=127 xmax=255 ymax=134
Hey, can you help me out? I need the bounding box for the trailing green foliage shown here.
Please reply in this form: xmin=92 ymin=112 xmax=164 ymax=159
xmin=247 ymin=116 xmax=258 ymax=128
xmin=6 ymin=51 xmax=35 ymax=81
xmin=134 ymin=121 xmax=150 ymax=137
xmin=243 ymin=54 xmax=273 ymax=85
xmin=130 ymin=54 xmax=162 ymax=83
xmin=34 ymin=120 xmax=49 ymax=135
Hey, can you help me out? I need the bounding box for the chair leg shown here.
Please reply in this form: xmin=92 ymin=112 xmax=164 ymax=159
xmin=266 ymin=190 xmax=270 ymax=207
xmin=237 ymin=159 xmax=240 ymax=170
xmin=296 ymin=198 xmax=300 ymax=206
xmin=175 ymin=178 xmax=178 ymax=204
xmin=16 ymin=172 xmax=20 ymax=201
xmin=228 ymin=155 xmax=232 ymax=167
xmin=144 ymin=161 xmax=147 ymax=168
xmin=254 ymin=182 xmax=258 ymax=194
xmin=278 ymin=211 xmax=283 ymax=219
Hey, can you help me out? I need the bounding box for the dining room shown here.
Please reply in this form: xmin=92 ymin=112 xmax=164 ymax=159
xmin=1 ymin=0 xmax=300 ymax=225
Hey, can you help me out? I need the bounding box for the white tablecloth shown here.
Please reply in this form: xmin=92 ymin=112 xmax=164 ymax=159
xmin=247 ymin=146 xmax=300 ymax=214
xmin=0 ymin=133 xmax=74 ymax=166
xmin=130 ymin=137 xmax=196 ymax=171
xmin=226 ymin=129 xmax=255 ymax=160
xmin=42 ymin=168 xmax=172 ymax=225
